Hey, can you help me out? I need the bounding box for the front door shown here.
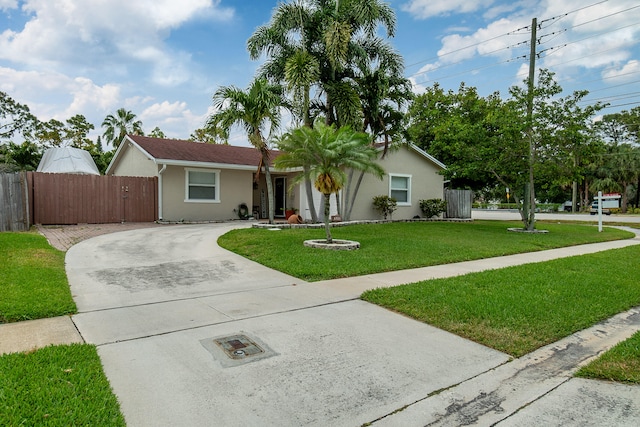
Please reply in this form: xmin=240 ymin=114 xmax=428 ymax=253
xmin=274 ymin=177 xmax=286 ymax=217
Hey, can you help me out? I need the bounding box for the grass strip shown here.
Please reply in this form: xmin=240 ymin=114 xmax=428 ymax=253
xmin=576 ymin=331 xmax=640 ymax=384
xmin=361 ymin=245 xmax=640 ymax=358
xmin=0 ymin=344 xmax=125 ymax=426
xmin=0 ymin=232 xmax=77 ymax=323
xmin=218 ymin=221 xmax=632 ymax=281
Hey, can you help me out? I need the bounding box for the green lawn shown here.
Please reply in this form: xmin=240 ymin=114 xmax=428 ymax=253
xmin=361 ymin=245 xmax=640 ymax=358
xmin=0 ymin=232 xmax=76 ymax=323
xmin=576 ymin=331 xmax=640 ymax=384
xmin=0 ymin=231 xmax=124 ymax=425
xmin=218 ymin=221 xmax=633 ymax=281
xmin=0 ymin=344 xmax=125 ymax=426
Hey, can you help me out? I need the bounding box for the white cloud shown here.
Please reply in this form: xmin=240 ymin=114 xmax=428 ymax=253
xmin=402 ymin=0 xmax=495 ymax=19
xmin=0 ymin=67 xmax=121 ymax=122
xmin=0 ymin=0 xmax=16 ymax=11
xmin=0 ymin=0 xmax=234 ymax=85
xmin=602 ymin=60 xmax=640 ymax=82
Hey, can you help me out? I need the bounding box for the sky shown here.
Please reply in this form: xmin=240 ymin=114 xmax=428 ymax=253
xmin=0 ymin=0 xmax=638 ymax=149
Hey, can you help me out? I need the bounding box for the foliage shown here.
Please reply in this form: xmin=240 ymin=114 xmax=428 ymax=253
xmin=148 ymin=126 xmax=166 ymax=138
xmin=372 ymin=195 xmax=397 ymax=219
xmin=419 ymin=198 xmax=447 ymax=218
xmin=0 ymin=232 xmax=76 ymax=323
xmin=362 ymin=244 xmax=640 ymax=357
xmin=101 ymin=108 xmax=143 ymax=149
xmin=208 ymin=78 xmax=284 ymax=223
xmin=576 ymin=331 xmax=640 ymax=384
xmin=217 ymin=221 xmax=632 ymax=281
xmin=0 ymin=344 xmax=126 ymax=426
xmin=405 ymin=70 xmax=604 ymax=230
xmin=0 ymin=140 xmax=42 ymax=171
xmin=0 ymin=91 xmax=39 ymax=141
xmin=275 ymin=120 xmax=384 ymax=242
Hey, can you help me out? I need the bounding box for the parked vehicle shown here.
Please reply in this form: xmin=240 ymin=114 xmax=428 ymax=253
xmin=590 ymin=200 xmax=611 ymax=215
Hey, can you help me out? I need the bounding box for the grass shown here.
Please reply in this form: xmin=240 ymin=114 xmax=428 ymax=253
xmin=0 ymin=344 xmax=125 ymax=426
xmin=576 ymin=331 xmax=640 ymax=384
xmin=218 ymin=221 xmax=633 ymax=281
xmin=1 ymin=232 xmax=124 ymax=424
xmin=0 ymin=231 xmax=76 ymax=323
xmin=361 ymin=245 xmax=640 ymax=358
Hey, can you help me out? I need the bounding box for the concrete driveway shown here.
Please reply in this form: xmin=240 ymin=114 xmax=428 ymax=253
xmin=67 ymin=223 xmax=640 ymax=426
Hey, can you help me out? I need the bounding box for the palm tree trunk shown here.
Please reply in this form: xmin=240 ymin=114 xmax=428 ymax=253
xmin=264 ymin=162 xmax=275 ymax=224
xmin=324 ymin=193 xmax=332 ymax=243
xmin=304 ymin=166 xmax=317 ymax=222
xmin=344 ymin=170 xmax=365 ymax=221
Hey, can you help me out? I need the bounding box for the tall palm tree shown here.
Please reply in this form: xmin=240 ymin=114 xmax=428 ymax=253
xmin=207 ymin=78 xmax=284 ymax=224
xmin=102 ymin=108 xmax=143 ymax=149
xmin=275 ymin=120 xmax=384 ymax=243
xmin=247 ymin=0 xmax=399 ymax=129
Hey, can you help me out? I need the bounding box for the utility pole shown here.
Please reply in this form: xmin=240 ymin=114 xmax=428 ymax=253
xmin=525 ymin=17 xmax=537 ymax=231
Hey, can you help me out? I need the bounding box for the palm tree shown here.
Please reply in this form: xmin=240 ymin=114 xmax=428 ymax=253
xmin=275 ymin=120 xmax=384 ymax=243
xmin=102 ymin=108 xmax=143 ymax=149
xmin=248 ymin=0 xmax=407 ymax=222
xmin=207 ymin=78 xmax=284 ymax=224
xmin=247 ymin=0 xmax=399 ymax=129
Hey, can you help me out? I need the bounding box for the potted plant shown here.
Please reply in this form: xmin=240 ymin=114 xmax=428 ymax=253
xmin=285 ymin=207 xmax=298 ymax=219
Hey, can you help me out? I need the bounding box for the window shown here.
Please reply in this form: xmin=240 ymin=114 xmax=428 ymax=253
xmin=185 ymin=169 xmax=220 ymax=202
xmin=389 ymin=174 xmax=411 ymax=205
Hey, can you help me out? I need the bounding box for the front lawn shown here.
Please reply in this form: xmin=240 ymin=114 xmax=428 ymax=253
xmin=361 ymin=245 xmax=640 ymax=358
xmin=0 ymin=344 xmax=125 ymax=426
xmin=218 ymin=221 xmax=633 ymax=281
xmin=0 ymin=232 xmax=76 ymax=323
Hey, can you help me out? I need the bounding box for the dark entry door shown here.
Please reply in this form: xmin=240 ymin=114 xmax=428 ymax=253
xmin=274 ymin=177 xmax=286 ymax=217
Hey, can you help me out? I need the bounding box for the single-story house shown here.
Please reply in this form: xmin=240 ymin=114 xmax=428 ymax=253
xmin=106 ymin=135 xmax=445 ymax=222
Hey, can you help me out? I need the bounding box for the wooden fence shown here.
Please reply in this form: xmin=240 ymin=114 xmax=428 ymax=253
xmin=0 ymin=172 xmax=29 ymax=232
xmin=0 ymin=172 xmax=157 ymax=230
xmin=444 ymin=189 xmax=473 ymax=219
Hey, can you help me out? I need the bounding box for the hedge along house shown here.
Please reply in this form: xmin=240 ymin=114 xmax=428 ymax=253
xmin=106 ymin=135 xmax=301 ymax=222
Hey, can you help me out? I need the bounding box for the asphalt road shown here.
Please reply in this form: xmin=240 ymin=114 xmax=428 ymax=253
xmin=472 ymin=209 xmax=640 ymax=224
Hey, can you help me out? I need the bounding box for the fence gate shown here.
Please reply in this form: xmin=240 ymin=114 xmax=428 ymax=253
xmin=31 ymin=173 xmax=157 ymax=225
xmin=0 ymin=172 xmax=29 ymax=232
xmin=444 ymin=189 xmax=473 ymax=219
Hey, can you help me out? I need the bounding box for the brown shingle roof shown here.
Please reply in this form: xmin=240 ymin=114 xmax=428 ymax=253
xmin=129 ymin=135 xmax=279 ymax=167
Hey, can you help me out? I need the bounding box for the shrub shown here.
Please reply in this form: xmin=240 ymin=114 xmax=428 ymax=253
xmin=420 ymin=198 xmax=447 ymax=218
xmin=372 ymin=195 xmax=397 ymax=219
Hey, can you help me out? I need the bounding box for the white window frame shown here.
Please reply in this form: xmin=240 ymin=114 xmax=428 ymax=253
xmin=389 ymin=173 xmax=411 ymax=206
xmin=185 ymin=168 xmax=220 ymax=203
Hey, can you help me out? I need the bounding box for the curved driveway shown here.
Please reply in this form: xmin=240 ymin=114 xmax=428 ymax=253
xmin=67 ymin=222 xmax=640 ymax=426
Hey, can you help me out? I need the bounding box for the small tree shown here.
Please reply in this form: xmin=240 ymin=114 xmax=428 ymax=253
xmin=275 ymin=120 xmax=384 ymax=243
xmin=372 ymin=195 xmax=397 ymax=219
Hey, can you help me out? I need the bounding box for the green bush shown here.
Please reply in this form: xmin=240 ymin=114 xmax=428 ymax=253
xmin=372 ymin=195 xmax=397 ymax=219
xmin=419 ymin=198 xmax=447 ymax=218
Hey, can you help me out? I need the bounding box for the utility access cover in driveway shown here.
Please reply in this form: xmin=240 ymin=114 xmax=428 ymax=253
xmin=201 ymin=333 xmax=277 ymax=368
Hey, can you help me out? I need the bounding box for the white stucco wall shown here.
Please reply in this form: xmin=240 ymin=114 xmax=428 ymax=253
xmin=160 ymin=165 xmax=253 ymax=222
xmin=108 ymin=143 xmax=158 ymax=177
xmin=345 ymin=146 xmax=445 ymax=221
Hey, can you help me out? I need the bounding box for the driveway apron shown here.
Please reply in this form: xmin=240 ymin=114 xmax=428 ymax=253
xmin=68 ymin=223 xmax=508 ymax=426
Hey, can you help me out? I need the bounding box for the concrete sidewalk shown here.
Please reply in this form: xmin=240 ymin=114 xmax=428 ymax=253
xmin=2 ymin=222 xmax=640 ymax=426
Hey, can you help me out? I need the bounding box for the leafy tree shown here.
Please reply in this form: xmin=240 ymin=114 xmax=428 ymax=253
xmin=148 ymin=126 xmax=166 ymax=139
xmin=102 ymin=108 xmax=143 ymax=149
xmin=34 ymin=119 xmax=66 ymax=147
xmin=189 ymin=127 xmax=228 ymax=144
xmin=65 ymin=114 xmax=96 ymax=150
xmin=275 ymin=120 xmax=384 ymax=243
xmin=0 ymin=91 xmax=39 ymax=142
xmin=0 ymin=141 xmax=42 ymax=171
xmin=208 ymin=78 xmax=284 ymax=224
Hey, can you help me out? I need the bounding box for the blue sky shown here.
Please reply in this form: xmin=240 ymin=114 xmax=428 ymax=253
xmin=0 ymin=0 xmax=638 ymax=148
